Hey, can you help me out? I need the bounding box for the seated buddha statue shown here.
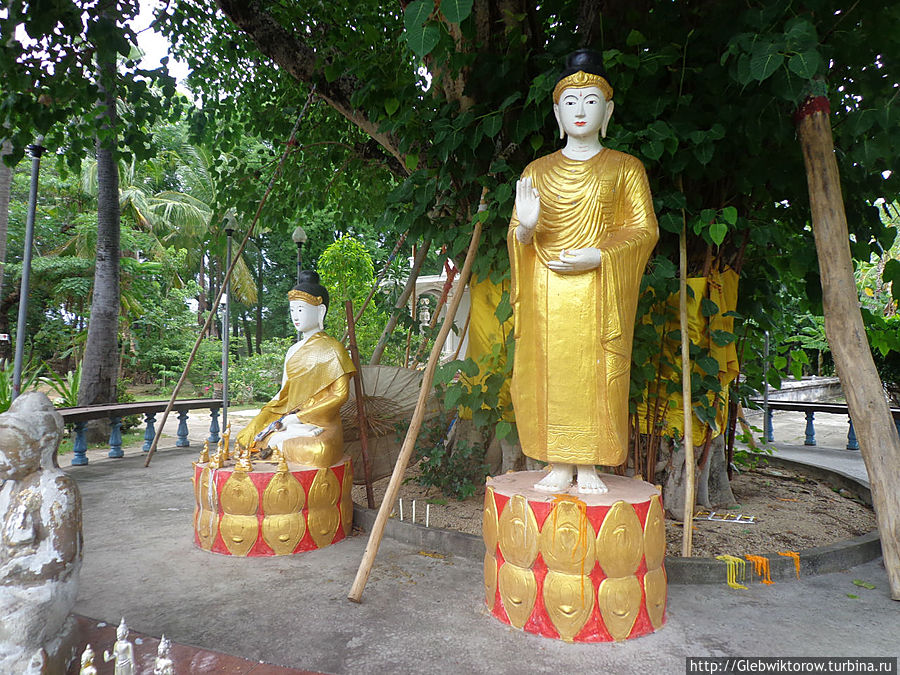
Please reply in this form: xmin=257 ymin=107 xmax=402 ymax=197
xmin=235 ymin=271 xmax=356 ymax=468
xmin=508 ymin=49 xmax=659 ymax=494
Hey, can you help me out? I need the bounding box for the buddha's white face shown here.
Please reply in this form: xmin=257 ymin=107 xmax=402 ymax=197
xmin=290 ymin=300 xmax=323 ymax=334
xmin=553 ymin=85 xmax=613 ymax=139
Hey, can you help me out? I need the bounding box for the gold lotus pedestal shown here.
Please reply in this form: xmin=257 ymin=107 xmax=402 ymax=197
xmin=483 ymin=471 xmax=666 ymax=642
xmin=192 ymin=456 xmax=353 ymax=556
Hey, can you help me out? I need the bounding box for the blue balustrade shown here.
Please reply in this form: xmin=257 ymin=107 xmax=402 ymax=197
xmin=846 ymin=419 xmax=859 ymax=451
xmin=804 ymin=411 xmax=816 ymax=446
xmin=142 ymin=413 xmax=157 ymax=452
xmin=108 ymin=416 xmax=123 ymax=458
xmin=72 ymin=421 xmax=88 ymax=466
xmin=208 ymin=407 xmax=220 ymax=445
xmin=176 ymin=410 xmax=190 ymax=447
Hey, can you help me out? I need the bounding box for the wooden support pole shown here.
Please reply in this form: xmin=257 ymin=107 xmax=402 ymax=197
xmin=348 ymin=219 xmax=482 ymax=603
xmin=369 ymin=240 xmax=431 ymax=366
xmin=796 ymin=95 xmax=900 ymax=600
xmin=345 ymin=300 xmax=375 ymax=509
xmin=679 ymin=209 xmax=695 ymax=557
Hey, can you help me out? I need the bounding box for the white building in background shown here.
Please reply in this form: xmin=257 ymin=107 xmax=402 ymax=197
xmin=413 ymin=262 xmax=470 ymax=362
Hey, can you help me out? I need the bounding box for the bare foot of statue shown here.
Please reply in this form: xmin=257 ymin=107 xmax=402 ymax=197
xmin=576 ymin=465 xmax=609 ymax=494
xmin=534 ymin=463 xmax=574 ymax=493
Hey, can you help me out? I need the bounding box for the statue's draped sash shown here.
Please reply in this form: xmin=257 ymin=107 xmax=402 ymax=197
xmin=508 ymin=149 xmax=658 ymax=465
xmin=235 ymin=333 xmax=356 ymax=454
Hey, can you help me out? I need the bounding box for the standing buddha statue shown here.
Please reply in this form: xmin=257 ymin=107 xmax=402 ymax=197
xmin=508 ymin=48 xmax=659 ymax=494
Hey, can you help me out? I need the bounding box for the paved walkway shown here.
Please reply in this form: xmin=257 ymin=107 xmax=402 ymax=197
xmin=61 ymin=406 xmax=898 ymax=674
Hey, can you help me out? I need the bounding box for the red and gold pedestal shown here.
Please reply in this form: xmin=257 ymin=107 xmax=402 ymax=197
xmin=483 ymin=471 xmax=666 ymax=642
xmin=192 ymin=457 xmax=353 ymax=556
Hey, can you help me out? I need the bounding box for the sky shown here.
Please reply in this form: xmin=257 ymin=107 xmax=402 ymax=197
xmin=134 ymin=0 xmax=190 ymax=85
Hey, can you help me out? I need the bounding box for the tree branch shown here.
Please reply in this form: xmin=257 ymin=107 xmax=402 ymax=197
xmin=215 ymin=0 xmax=408 ymax=175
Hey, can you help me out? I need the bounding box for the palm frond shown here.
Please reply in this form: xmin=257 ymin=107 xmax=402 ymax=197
xmin=230 ymin=254 xmax=258 ymax=306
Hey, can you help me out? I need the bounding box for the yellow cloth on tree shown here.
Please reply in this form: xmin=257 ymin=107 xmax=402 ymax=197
xmin=458 ymin=274 xmax=514 ymax=422
xmin=635 ymin=266 xmax=740 ymax=447
xmin=508 ymin=149 xmax=658 ymax=465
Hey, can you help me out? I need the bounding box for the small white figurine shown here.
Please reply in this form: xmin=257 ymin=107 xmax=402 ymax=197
xmin=79 ymin=644 xmax=98 ymax=675
xmin=154 ymin=634 xmax=175 ymax=675
xmin=103 ymin=618 xmax=135 ymax=675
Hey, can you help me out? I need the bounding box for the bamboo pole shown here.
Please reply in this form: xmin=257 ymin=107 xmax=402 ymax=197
xmin=369 ymin=240 xmax=431 ymax=365
xmin=348 ymin=218 xmax=483 ymax=603
xmin=345 ymin=300 xmax=375 ymax=509
xmin=144 ymin=89 xmax=316 ymax=467
xmin=796 ymin=94 xmax=900 ymax=600
xmin=679 ymin=208 xmax=695 ymax=557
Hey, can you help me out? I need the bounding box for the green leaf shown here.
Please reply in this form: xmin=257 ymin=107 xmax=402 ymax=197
xmin=405 ymin=23 xmax=440 ymax=57
xmin=722 ymin=206 xmax=738 ymax=225
xmin=710 ymin=330 xmax=736 ymax=346
xmin=496 ymin=420 xmax=513 ymax=440
xmin=700 ymin=297 xmax=719 ymax=317
xmin=444 ymin=385 xmax=462 ymax=409
xmin=482 ymin=113 xmax=502 ymax=138
xmin=693 ymin=142 xmax=714 ymax=165
xmin=709 ymin=221 xmax=727 ymax=246
xmin=404 ymin=0 xmax=432 ymax=29
xmin=626 ymin=29 xmax=646 ymax=46
xmin=529 ymin=134 xmax=543 ymax=152
xmin=697 ymin=355 xmax=720 ymax=375
xmin=846 ymin=594 xmax=859 ymax=599
xmin=788 ymin=50 xmax=821 ymax=79
xmin=641 ymin=140 xmax=664 ymax=161
xmin=440 ymin=0 xmax=473 ymax=24
xmin=385 ymin=98 xmax=400 ymax=116
xmin=405 ymin=153 xmax=419 ymax=171
xmin=324 ymin=63 xmax=341 ymax=82
xmin=750 ymin=44 xmax=784 ymax=82
xmin=853 ymin=579 xmax=876 ymax=589
xmin=659 ymin=212 xmax=682 ymax=234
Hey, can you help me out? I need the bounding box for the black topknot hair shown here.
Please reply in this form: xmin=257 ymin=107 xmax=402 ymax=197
xmin=557 ymin=48 xmax=609 ymax=84
xmin=293 ymin=270 xmax=330 ymax=315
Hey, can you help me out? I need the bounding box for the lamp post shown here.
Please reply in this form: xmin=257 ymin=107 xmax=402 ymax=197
xmin=12 ymin=138 xmax=44 ymax=401
xmin=222 ymin=222 xmax=234 ymax=429
xmin=291 ymin=225 xmax=308 ymax=285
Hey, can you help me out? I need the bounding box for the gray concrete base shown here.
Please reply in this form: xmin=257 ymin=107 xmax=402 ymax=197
xmin=354 ymin=456 xmax=881 ymax=585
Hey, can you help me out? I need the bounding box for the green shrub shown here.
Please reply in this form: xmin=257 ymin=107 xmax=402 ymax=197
xmin=228 ymin=337 xmax=293 ymax=404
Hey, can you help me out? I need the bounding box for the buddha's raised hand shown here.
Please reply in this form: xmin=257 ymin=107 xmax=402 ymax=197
xmin=515 ymin=177 xmax=540 ymax=243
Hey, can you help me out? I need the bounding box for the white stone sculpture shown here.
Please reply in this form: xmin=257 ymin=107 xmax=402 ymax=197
xmin=104 ymin=618 xmax=135 ymax=675
xmin=154 ymin=634 xmax=175 ymax=675
xmin=0 ymin=392 xmax=81 ymax=673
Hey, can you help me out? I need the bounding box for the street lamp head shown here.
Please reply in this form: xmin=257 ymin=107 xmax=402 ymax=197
xmin=291 ymin=226 xmax=308 ymax=245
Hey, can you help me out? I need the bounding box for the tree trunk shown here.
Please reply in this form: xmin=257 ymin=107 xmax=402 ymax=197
xmin=0 ymin=138 xmax=14 ymax=305
xmin=0 ymin=288 xmax=18 ymax=362
xmin=242 ymin=311 xmax=253 ymax=355
xmin=796 ymin=95 xmax=900 ymax=600
xmin=78 ymin=49 xmax=120 ymax=417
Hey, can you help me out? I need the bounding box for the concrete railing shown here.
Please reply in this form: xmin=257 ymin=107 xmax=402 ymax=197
xmin=59 ymin=399 xmax=224 ymax=465
xmin=751 ymin=399 xmax=900 ymax=450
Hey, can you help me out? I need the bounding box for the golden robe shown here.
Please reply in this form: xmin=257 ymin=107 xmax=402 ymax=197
xmin=508 ymin=149 xmax=658 ymax=465
xmin=235 ymin=332 xmax=356 ymax=468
